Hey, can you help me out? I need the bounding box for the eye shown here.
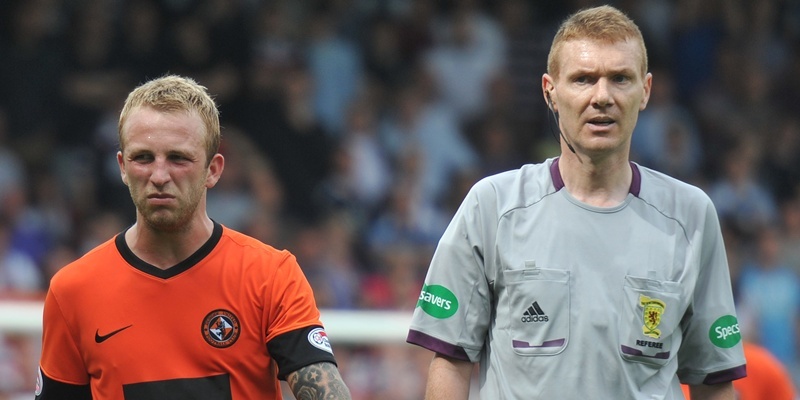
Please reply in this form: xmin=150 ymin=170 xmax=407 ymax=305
xmin=613 ymin=74 xmax=630 ymax=83
xmin=131 ymin=153 xmax=153 ymax=163
xmin=168 ymin=154 xmax=192 ymax=163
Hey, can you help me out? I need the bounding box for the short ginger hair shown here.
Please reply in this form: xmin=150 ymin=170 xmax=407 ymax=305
xmin=547 ymin=5 xmax=648 ymax=79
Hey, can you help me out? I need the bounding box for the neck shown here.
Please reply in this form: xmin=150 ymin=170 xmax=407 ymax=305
xmin=125 ymin=216 xmax=214 ymax=269
xmin=558 ymin=152 xmax=632 ymax=207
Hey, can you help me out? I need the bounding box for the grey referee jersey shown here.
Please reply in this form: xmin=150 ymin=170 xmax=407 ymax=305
xmin=408 ymin=157 xmax=746 ymax=400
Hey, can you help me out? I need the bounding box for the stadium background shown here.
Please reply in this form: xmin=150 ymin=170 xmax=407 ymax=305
xmin=1 ymin=0 xmax=800 ymax=398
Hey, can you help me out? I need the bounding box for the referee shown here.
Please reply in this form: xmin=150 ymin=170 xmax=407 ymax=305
xmin=407 ymin=5 xmax=746 ymax=399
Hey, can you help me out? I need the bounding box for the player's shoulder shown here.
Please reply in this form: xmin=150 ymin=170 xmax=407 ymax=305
xmin=49 ymin=235 xmax=120 ymax=290
xmin=218 ymin=225 xmax=294 ymax=264
xmin=217 ymin=226 xmax=310 ymax=287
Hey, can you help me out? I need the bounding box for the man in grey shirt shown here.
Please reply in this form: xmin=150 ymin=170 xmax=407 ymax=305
xmin=407 ymin=5 xmax=746 ymax=399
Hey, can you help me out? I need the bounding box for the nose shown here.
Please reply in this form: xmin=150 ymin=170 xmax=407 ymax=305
xmin=150 ymin=159 xmax=171 ymax=186
xmin=592 ymin=78 xmax=613 ymax=108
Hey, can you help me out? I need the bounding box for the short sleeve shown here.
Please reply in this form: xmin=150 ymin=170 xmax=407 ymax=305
xmin=407 ymin=183 xmax=494 ymax=362
xmin=264 ymin=253 xmax=325 ymax=341
xmin=676 ymin=199 xmax=747 ymax=384
xmin=264 ymin=253 xmax=337 ymax=378
xmin=39 ymin=287 xmax=90 ymax=385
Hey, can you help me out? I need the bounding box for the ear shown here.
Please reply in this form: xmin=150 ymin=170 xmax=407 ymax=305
xmin=542 ymin=74 xmax=556 ymax=111
xmin=640 ymin=72 xmax=653 ymax=111
xmin=205 ymin=153 xmax=225 ymax=189
xmin=117 ymin=151 xmax=128 ymax=186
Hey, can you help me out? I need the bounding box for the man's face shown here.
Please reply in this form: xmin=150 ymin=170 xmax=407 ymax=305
xmin=117 ymin=106 xmax=222 ymax=232
xmin=544 ymin=38 xmax=651 ymax=157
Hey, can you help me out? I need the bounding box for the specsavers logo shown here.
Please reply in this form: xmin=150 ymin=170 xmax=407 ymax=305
xmin=417 ymin=284 xmax=458 ymax=319
xmin=709 ymin=315 xmax=741 ymax=348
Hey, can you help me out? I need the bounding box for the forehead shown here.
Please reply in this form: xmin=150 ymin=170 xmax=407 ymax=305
xmin=556 ymin=38 xmax=644 ymax=77
xmin=122 ymin=106 xmax=206 ymax=149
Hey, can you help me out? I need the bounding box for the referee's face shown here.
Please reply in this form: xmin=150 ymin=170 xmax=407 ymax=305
xmin=544 ymin=38 xmax=652 ymax=158
xmin=117 ymin=106 xmax=224 ymax=232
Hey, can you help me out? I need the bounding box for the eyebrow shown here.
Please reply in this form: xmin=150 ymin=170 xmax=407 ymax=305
xmin=564 ymin=65 xmax=639 ymax=81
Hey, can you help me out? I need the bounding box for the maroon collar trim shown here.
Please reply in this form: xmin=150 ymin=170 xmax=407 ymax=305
xmin=549 ymin=157 xmax=641 ymax=197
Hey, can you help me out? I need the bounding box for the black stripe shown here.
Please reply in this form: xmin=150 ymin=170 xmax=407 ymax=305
xmin=123 ymin=374 xmax=231 ymax=400
xmin=36 ymin=369 xmax=91 ymax=400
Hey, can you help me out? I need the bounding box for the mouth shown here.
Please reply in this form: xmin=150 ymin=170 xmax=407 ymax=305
xmin=148 ymin=193 xmax=174 ymax=199
xmin=588 ymin=116 xmax=616 ymax=127
xmin=146 ymin=193 xmax=176 ymax=205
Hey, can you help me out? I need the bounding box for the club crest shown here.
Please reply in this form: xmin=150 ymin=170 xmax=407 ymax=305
xmin=201 ymin=309 xmax=241 ymax=348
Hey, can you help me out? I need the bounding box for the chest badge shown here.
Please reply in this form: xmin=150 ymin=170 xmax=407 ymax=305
xmin=639 ymin=295 xmax=665 ymax=339
xmin=201 ymin=309 xmax=241 ymax=348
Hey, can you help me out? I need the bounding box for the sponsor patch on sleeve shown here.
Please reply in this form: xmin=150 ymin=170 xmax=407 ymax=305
xmin=417 ymin=284 xmax=459 ymax=319
xmin=308 ymin=327 xmax=334 ymax=354
xmin=709 ymin=315 xmax=741 ymax=348
xmin=35 ymin=367 xmax=43 ymax=396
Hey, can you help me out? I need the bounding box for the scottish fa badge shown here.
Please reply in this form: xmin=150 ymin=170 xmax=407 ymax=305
xmin=639 ymin=294 xmax=665 ymax=339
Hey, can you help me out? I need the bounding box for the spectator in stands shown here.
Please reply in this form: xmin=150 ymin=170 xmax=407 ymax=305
xmin=423 ymin=0 xmax=506 ymax=123
xmin=496 ymin=0 xmax=553 ymax=120
xmin=381 ymin=78 xmax=479 ymax=210
xmin=0 ymin=334 xmax=31 ymax=397
xmin=360 ymin=244 xmax=426 ymax=310
xmin=761 ymin=117 xmax=800 ymax=203
xmin=0 ymin=0 xmax=64 ymax=139
xmin=362 ymin=16 xmax=412 ymax=93
xmin=737 ymin=226 xmax=800 ymax=372
xmin=307 ymin=8 xmax=364 ymax=137
xmin=235 ymin=64 xmax=335 ymax=224
xmin=320 ymin=97 xmax=393 ymax=216
xmin=205 ymin=127 xmax=263 ymax=231
xmin=0 ymin=109 xmax=25 ymax=205
xmin=59 ymin=0 xmax=129 ymax=148
xmin=631 ymin=67 xmax=703 ymax=183
xmin=708 ymin=137 xmax=778 ymax=236
xmin=0 ymin=215 xmax=42 ymax=293
xmin=365 ymin=175 xmax=448 ymax=254
xmin=779 ymin=192 xmax=800 ymax=273
xmin=311 ymin=212 xmax=363 ymax=310
xmin=118 ymin=0 xmax=170 ymax=83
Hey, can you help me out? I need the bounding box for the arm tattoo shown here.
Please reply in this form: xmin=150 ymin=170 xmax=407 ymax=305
xmin=287 ymin=362 xmax=352 ymax=400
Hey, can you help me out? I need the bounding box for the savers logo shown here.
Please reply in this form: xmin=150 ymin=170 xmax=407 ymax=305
xmin=417 ymin=284 xmax=458 ymax=319
xmin=709 ymin=315 xmax=741 ymax=348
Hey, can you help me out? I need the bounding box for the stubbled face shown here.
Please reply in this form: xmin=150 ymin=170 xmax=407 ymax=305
xmin=117 ymin=106 xmax=222 ymax=232
xmin=544 ymin=38 xmax=651 ymax=158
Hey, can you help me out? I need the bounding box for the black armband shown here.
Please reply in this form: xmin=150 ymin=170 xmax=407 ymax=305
xmin=267 ymin=325 xmax=338 ymax=380
xmin=36 ymin=368 xmax=92 ymax=400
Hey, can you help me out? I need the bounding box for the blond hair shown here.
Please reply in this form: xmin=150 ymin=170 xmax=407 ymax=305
xmin=118 ymin=75 xmax=220 ymax=164
xmin=547 ymin=5 xmax=648 ymax=78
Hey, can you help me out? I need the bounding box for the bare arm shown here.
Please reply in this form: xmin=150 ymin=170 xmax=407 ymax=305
xmin=688 ymin=382 xmax=735 ymax=400
xmin=286 ymin=361 xmax=352 ymax=400
xmin=425 ymin=353 xmax=473 ymax=400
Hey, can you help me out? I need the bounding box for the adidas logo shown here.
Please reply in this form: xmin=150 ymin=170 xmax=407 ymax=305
xmin=520 ymin=301 xmax=549 ymax=323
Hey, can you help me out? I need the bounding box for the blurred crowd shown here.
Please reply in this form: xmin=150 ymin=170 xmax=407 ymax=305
xmin=1 ymin=0 xmax=800 ymax=398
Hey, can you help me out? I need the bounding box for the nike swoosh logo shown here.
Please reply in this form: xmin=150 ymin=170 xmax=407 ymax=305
xmin=95 ymin=325 xmax=133 ymax=343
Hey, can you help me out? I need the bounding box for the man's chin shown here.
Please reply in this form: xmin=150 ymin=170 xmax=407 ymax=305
xmin=143 ymin=213 xmax=188 ymax=233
